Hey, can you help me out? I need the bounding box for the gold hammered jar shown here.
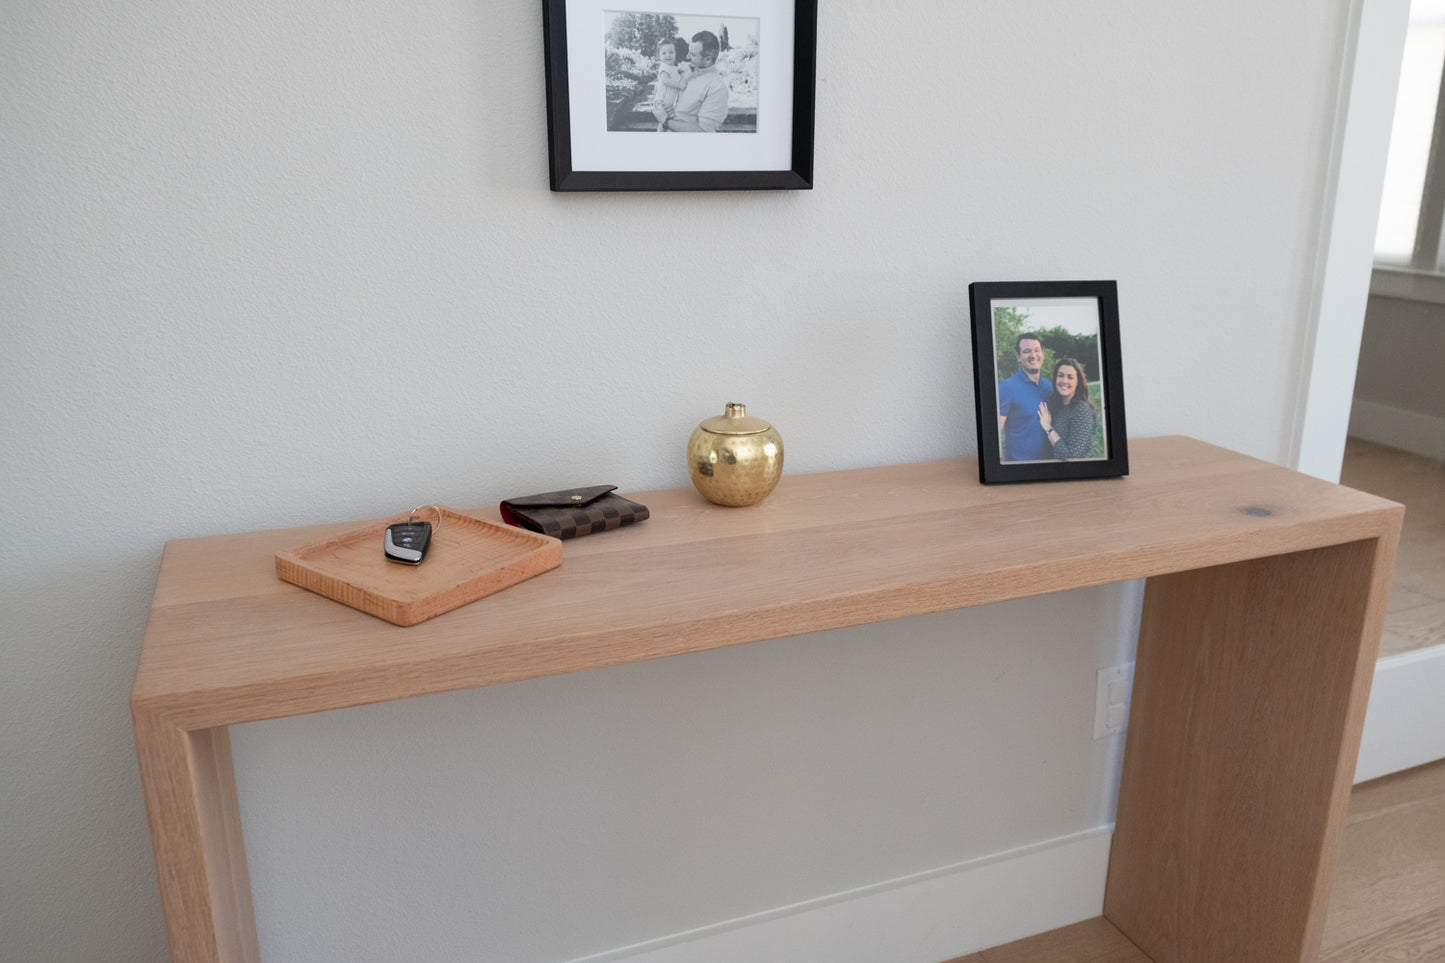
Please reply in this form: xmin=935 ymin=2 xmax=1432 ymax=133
xmin=687 ymin=403 xmax=784 ymax=506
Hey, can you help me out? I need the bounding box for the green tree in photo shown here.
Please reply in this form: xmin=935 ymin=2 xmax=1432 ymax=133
xmin=993 ymin=307 xmax=1056 ymax=380
xmin=1088 ymin=382 xmax=1106 ymax=458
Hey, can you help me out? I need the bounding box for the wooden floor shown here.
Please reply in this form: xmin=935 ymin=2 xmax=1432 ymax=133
xmin=945 ymin=915 xmax=1150 ymax=962
xmin=944 ymin=759 xmax=1445 ymax=962
xmin=1320 ymin=758 xmax=1445 ymax=961
xmin=1338 ymin=437 xmax=1445 ymax=658
xmin=949 ymin=440 xmax=1445 ymax=963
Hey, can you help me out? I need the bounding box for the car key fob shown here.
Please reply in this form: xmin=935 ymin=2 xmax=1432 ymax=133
xmin=384 ymin=521 xmax=432 ymax=565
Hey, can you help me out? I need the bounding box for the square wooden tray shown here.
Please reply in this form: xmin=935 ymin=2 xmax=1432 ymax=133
xmin=275 ymin=507 xmax=562 ymax=625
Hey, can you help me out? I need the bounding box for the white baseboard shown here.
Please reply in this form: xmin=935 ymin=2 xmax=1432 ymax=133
xmin=1355 ymin=644 xmax=1445 ymax=783
xmin=556 ymin=641 xmax=1444 ymax=963
xmin=1348 ymin=399 xmax=1445 ymax=461
xmin=566 ymin=828 xmax=1112 ymax=963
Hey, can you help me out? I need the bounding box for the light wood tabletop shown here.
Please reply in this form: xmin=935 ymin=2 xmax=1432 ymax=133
xmin=134 ymin=435 xmax=1397 ymax=729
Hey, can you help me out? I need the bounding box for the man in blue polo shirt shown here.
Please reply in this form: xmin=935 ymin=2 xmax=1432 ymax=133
xmin=998 ymin=332 xmax=1053 ymax=462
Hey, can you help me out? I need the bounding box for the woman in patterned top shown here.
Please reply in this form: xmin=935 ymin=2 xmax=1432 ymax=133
xmin=1037 ymin=357 xmax=1097 ymax=460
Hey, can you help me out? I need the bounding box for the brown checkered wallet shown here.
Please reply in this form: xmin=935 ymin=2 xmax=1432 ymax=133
xmin=499 ymin=485 xmax=649 ymax=540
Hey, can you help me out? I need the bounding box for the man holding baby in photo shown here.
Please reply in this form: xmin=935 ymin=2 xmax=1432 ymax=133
xmin=653 ymin=31 xmax=729 ymax=132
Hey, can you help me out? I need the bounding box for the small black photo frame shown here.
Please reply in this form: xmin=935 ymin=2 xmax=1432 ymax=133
xmin=542 ymin=0 xmax=817 ymax=191
xmin=969 ymin=280 xmax=1128 ymax=484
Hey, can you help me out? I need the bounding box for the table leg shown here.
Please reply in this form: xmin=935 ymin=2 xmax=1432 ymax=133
xmin=1104 ymin=536 xmax=1396 ymax=962
xmin=133 ymin=713 xmax=259 ymax=963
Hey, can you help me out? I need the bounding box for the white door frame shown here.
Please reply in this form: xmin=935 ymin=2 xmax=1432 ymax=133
xmin=1297 ymin=0 xmax=1445 ymax=785
xmin=1292 ymin=0 xmax=1409 ymax=481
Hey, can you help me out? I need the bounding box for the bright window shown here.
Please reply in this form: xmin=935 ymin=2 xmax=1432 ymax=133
xmin=1375 ymin=0 xmax=1445 ymax=266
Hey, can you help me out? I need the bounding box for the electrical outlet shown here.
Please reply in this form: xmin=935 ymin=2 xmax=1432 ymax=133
xmin=1094 ymin=662 xmax=1135 ymax=740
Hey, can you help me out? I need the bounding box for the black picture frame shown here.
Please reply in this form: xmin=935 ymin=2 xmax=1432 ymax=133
xmin=542 ymin=1 xmax=817 ymax=191
xmin=969 ymin=280 xmax=1129 ymax=484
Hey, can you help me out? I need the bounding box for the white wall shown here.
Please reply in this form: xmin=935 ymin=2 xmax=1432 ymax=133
xmin=1 ymin=1 xmax=1355 ymax=960
xmin=1350 ymin=294 xmax=1445 ymax=459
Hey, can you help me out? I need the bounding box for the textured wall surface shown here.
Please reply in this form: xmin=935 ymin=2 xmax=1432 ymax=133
xmin=2 ymin=1 xmax=1352 ymax=959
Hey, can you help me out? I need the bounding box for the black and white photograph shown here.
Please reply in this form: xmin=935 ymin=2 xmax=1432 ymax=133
xmin=543 ymin=0 xmax=816 ymax=191
xmin=603 ymin=12 xmax=760 ymax=133
xmin=969 ymin=280 xmax=1129 ymax=484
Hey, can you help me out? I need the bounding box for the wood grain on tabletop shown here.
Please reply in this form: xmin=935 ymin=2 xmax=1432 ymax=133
xmin=132 ymin=436 xmax=1402 ymax=730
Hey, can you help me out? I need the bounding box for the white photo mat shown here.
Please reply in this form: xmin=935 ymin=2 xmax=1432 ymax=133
xmin=565 ymin=0 xmax=797 ymax=172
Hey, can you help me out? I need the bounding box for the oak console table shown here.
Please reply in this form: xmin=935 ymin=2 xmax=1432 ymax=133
xmin=131 ymin=436 xmax=1402 ymax=963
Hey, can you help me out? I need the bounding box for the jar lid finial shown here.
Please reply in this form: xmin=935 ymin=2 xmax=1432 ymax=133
xmin=699 ymin=402 xmax=773 ymax=435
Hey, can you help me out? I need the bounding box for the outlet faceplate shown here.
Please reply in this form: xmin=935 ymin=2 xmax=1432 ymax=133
xmin=1094 ymin=662 xmax=1135 ymax=740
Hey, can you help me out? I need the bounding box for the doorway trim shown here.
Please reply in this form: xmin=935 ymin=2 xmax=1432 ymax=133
xmin=1291 ymin=0 xmax=1409 ymax=481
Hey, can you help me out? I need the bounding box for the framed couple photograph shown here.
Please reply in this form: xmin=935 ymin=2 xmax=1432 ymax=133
xmin=542 ymin=0 xmax=817 ymax=191
xmin=968 ymin=280 xmax=1129 ymax=484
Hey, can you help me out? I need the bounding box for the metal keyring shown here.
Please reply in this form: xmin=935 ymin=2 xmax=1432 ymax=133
xmin=408 ymin=504 xmax=443 ymax=531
